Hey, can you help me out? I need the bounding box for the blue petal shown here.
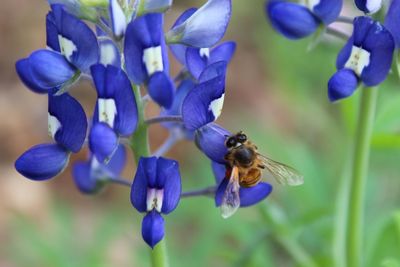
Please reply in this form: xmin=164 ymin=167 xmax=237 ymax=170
xmin=336 ymin=37 xmax=354 ymax=69
xmin=167 ymin=0 xmax=231 ymax=47
xmin=46 ymin=12 xmax=61 ymax=52
xmin=72 ymin=161 xmax=102 ymax=194
xmin=238 ymin=183 xmax=273 ymax=207
xmin=360 ymin=21 xmax=395 ymax=86
xmin=15 ymin=58 xmax=49 ymax=94
xmin=353 ymin=16 xmax=374 ymax=47
xmin=186 ymin=47 xmax=208 ymax=80
xmin=28 ymin=49 xmax=76 ymax=89
xmin=124 ymin=13 xmax=166 ymax=84
xmin=198 ymin=61 xmax=227 ymax=83
xmin=142 ymin=0 xmax=172 ymax=14
xmin=15 ymin=143 xmax=69 ymax=181
xmin=182 ymin=68 xmax=226 ymax=130
xmin=215 ymin=179 xmax=273 ymax=207
xmin=328 ymin=69 xmax=359 ymax=102
xmin=91 ymin=64 xmax=138 ymax=135
xmin=50 ymin=4 xmax=99 ymax=72
xmin=99 ymin=38 xmax=121 ymax=67
xmin=169 ymin=8 xmax=197 ymax=65
xmin=142 ymin=210 xmax=165 ymax=249
xmin=312 ymin=0 xmax=342 ymax=24
xmin=89 ymin=122 xmax=119 ymax=163
xmin=385 ymin=0 xmax=400 ymax=47
xmin=109 ymin=0 xmax=127 ymax=39
xmin=354 ymin=0 xmax=382 ymax=14
xmin=195 ymin=123 xmax=230 ymax=164
xmin=48 ymin=93 xmax=87 ymax=152
xmin=209 ymin=41 xmax=236 ymax=65
xmin=156 ymin=157 xmax=181 ymax=214
xmin=131 ymin=157 xmax=157 ymax=212
xmin=211 ymin=161 xmax=226 ymax=184
xmin=267 ymin=1 xmax=320 ymax=40
xmin=148 ymin=72 xmax=174 ymax=109
xmin=105 ymin=144 xmax=126 ymax=176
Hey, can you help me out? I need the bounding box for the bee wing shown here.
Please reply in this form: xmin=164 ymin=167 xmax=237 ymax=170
xmin=258 ymin=154 xmax=304 ymax=186
xmin=220 ymin=166 xmax=241 ymax=219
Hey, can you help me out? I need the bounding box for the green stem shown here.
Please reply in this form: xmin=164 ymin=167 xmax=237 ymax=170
xmin=346 ymin=87 xmax=378 ymax=267
xmin=258 ymin=205 xmax=317 ymax=267
xmin=129 ymin=84 xmax=169 ymax=267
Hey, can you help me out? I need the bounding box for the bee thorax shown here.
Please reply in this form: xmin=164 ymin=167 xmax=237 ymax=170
xmin=233 ymin=146 xmax=256 ymax=167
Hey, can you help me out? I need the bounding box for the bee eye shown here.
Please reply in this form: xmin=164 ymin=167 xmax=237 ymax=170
xmin=237 ymin=134 xmax=247 ymax=143
xmin=226 ymin=137 xmax=237 ymax=148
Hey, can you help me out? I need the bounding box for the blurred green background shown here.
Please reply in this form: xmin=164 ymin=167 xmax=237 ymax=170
xmin=1 ymin=0 xmax=400 ymax=266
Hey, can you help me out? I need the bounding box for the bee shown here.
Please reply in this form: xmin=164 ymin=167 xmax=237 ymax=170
xmin=220 ymin=131 xmax=304 ymax=218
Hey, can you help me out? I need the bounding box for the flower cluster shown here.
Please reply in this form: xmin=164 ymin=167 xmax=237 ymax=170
xmin=266 ymin=0 xmax=399 ymax=101
xmin=15 ymin=0 xmax=274 ymax=248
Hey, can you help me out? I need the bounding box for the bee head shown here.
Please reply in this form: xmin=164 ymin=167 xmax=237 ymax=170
xmin=225 ymin=136 xmax=237 ymax=148
xmin=236 ymin=132 xmax=247 ymax=143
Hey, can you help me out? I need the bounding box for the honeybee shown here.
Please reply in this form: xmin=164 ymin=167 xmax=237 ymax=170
xmin=220 ymin=131 xmax=304 ymax=218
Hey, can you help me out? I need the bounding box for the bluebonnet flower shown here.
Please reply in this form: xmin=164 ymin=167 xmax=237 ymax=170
xmin=212 ymin=161 xmax=273 ymax=210
xmin=96 ymin=26 xmax=121 ymax=67
xmin=124 ymin=13 xmax=174 ymax=108
xmin=130 ymin=157 xmax=181 ymax=248
xmin=328 ymin=16 xmax=394 ymax=101
xmin=16 ymin=4 xmax=99 ymax=94
xmin=266 ymin=0 xmax=342 ymax=39
xmin=354 ymin=0 xmax=382 ymax=14
xmin=89 ymin=64 xmax=138 ymax=162
xmin=166 ymin=0 xmax=232 ymax=47
xmin=15 ymin=92 xmax=87 ymax=180
xmin=73 ymin=144 xmax=126 ymax=194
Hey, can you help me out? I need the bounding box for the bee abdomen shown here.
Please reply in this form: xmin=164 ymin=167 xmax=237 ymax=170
xmin=239 ymin=168 xmax=261 ymax=187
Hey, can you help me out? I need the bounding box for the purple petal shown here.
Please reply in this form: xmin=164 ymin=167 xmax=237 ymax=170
xmin=211 ymin=161 xmax=226 ymax=184
xmin=195 ymin=123 xmax=230 ymax=164
xmin=89 ymin=122 xmax=119 ymax=163
xmin=46 ymin=12 xmax=61 ymax=52
xmin=48 ymin=93 xmax=87 ymax=152
xmin=182 ymin=68 xmax=226 ymax=130
xmin=109 ymin=0 xmax=127 ymax=39
xmin=169 ymin=8 xmax=197 ymax=64
xmin=166 ymin=0 xmax=231 ymax=47
xmin=142 ymin=210 xmax=165 ymax=248
xmin=15 ymin=143 xmax=69 ymax=181
xmin=28 ymin=49 xmax=76 ymax=89
xmin=15 ymin=58 xmax=49 ymax=94
xmin=312 ymin=0 xmax=342 ymax=24
xmin=328 ymin=69 xmax=359 ymax=102
xmin=385 ymin=0 xmax=400 ymax=47
xmin=185 ymin=47 xmax=208 ymax=80
xmin=131 ymin=157 xmax=157 ymax=212
xmin=50 ymin=4 xmax=99 ymax=72
xmin=72 ymin=161 xmax=102 ymax=194
xmin=105 ymin=144 xmax=126 ymax=176
xmin=156 ymin=157 xmax=181 ymax=214
xmin=148 ymin=71 xmax=174 ymax=109
xmin=266 ymin=1 xmax=319 ymax=40
xmin=209 ymin=41 xmax=236 ymax=65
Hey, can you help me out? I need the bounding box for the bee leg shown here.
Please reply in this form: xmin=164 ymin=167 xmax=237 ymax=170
xmin=258 ymin=164 xmax=265 ymax=169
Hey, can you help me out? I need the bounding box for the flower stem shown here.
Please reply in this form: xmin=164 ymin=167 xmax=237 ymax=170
xmin=346 ymin=87 xmax=378 ymax=267
xmin=181 ymin=186 xmax=216 ymax=198
xmin=145 ymin=115 xmax=183 ymax=125
xmin=129 ymin=84 xmax=169 ymax=267
xmin=326 ymin=27 xmax=350 ymax=41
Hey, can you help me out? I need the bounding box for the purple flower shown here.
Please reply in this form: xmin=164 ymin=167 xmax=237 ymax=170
xmin=15 ymin=92 xmax=87 ymax=180
xmin=130 ymin=157 xmax=181 ymax=248
xmin=89 ymin=64 xmax=138 ymax=163
xmin=266 ymin=0 xmax=342 ymax=39
xmin=328 ymin=16 xmax=395 ymax=101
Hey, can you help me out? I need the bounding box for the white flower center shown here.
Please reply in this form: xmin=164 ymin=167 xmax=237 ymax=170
xmin=199 ymin=48 xmax=210 ymax=58
xmin=98 ymin=98 xmax=117 ymax=127
xmin=344 ymin=45 xmax=371 ymax=77
xmin=100 ymin=42 xmax=118 ymax=66
xmin=366 ymin=0 xmax=382 ymax=14
xmin=58 ymin=35 xmax=77 ymax=62
xmin=48 ymin=113 xmax=62 ymax=139
xmin=208 ymin=93 xmax=225 ymax=120
xmin=146 ymin=188 xmax=164 ymax=212
xmin=143 ymin=46 xmax=164 ymax=76
xmin=110 ymin=0 xmax=127 ymax=38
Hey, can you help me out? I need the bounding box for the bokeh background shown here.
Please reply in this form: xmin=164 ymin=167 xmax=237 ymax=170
xmin=1 ymin=0 xmax=400 ymax=266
